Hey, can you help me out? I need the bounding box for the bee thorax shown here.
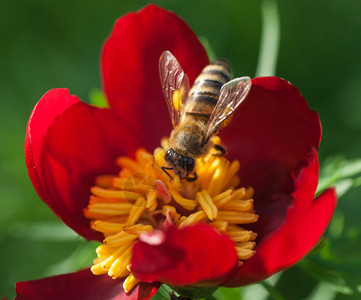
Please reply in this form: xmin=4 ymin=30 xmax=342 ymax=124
xmin=169 ymin=123 xmax=205 ymax=157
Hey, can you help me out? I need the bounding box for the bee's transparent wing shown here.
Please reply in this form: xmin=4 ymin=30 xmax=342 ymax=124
xmin=159 ymin=50 xmax=190 ymax=127
xmin=204 ymin=76 xmax=252 ymax=140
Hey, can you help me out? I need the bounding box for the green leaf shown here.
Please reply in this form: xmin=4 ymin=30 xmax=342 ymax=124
xmin=89 ymin=87 xmax=109 ymax=108
xmin=213 ymin=287 xmax=243 ymax=300
xmin=151 ymin=284 xmax=173 ymax=300
xmin=298 ymin=258 xmax=353 ymax=295
xmin=307 ymin=282 xmax=337 ymax=300
xmin=317 ymin=156 xmax=361 ymax=197
xmin=309 ymin=237 xmax=329 ymax=255
xmin=199 ymin=36 xmax=217 ymax=62
xmin=152 ymin=285 xmax=217 ymax=300
xmin=8 ymin=221 xmax=80 ymax=242
xmin=327 ymin=210 xmax=344 ymax=239
xmin=260 ymin=281 xmax=286 ymax=300
xmin=176 ymin=286 xmax=218 ymax=299
xmin=43 ymin=241 xmax=98 ymax=276
xmin=255 ymin=0 xmax=280 ymax=77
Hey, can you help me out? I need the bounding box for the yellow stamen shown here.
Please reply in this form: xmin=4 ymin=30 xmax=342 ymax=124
xmin=103 ymin=231 xmax=137 ymax=247
xmin=102 ymin=243 xmax=133 ymax=269
xmin=91 ymin=220 xmax=125 ymax=234
xmin=213 ymin=189 xmax=234 ymax=207
xmin=227 ymin=228 xmax=257 ymax=242
xmin=99 ymin=215 xmax=129 ymax=224
xmin=178 ymin=211 xmax=207 ymax=229
xmin=116 ymin=157 xmax=144 ymax=174
xmin=124 ymin=224 xmax=153 ymax=235
xmin=213 ymin=189 xmax=233 ymax=202
xmin=123 ymin=273 xmax=140 ymax=293
xmin=233 ymin=187 xmax=247 ymax=199
xmin=96 ymin=244 xmax=116 ymax=258
xmin=217 ymin=211 xmax=259 ymax=224
xmin=91 ymin=187 xmax=140 ymax=200
xmin=84 ymin=207 xmax=131 ymax=219
xmin=95 ymin=175 xmax=115 ymax=188
xmin=170 ymin=189 xmax=197 ymax=211
xmin=245 ymin=187 xmax=254 ymax=199
xmin=91 ymin=262 xmax=108 ymax=275
xmin=223 ymin=160 xmax=241 ymax=188
xmin=108 ymin=246 xmax=132 ymax=279
xmin=236 ymin=241 xmax=256 ymax=249
xmin=84 ymin=138 xmax=258 ymax=293
xmin=235 ymin=247 xmax=255 ymax=260
xmin=87 ymin=203 xmax=132 ymax=211
xmin=177 ymin=216 xmax=187 ymax=225
xmin=197 ymin=190 xmax=218 ymax=221
xmin=211 ymin=220 xmax=228 ymax=232
xmin=198 ymin=158 xmax=221 ymax=189
xmin=134 ymin=148 xmax=150 ymax=162
xmin=146 ymin=188 xmax=158 ymax=211
xmin=207 ymin=159 xmax=229 ymax=196
xmin=84 ymin=201 xmax=133 ymax=220
xmin=89 ymin=196 xmax=128 ymax=204
xmin=222 ymin=199 xmax=254 ymax=211
xmin=113 ymin=178 xmax=154 ymax=193
xmin=126 ymin=197 xmax=146 ymax=227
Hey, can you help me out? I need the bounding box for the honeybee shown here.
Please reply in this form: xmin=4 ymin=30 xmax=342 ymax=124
xmin=159 ymin=50 xmax=251 ymax=181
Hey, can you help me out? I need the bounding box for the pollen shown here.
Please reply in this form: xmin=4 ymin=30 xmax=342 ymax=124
xmin=84 ymin=140 xmax=258 ymax=293
xmin=172 ymin=88 xmax=185 ymax=111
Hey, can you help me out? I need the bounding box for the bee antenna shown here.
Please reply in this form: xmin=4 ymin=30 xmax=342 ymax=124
xmin=161 ymin=166 xmax=174 ymax=180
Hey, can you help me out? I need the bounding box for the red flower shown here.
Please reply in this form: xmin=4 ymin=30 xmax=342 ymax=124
xmin=18 ymin=4 xmax=336 ymax=299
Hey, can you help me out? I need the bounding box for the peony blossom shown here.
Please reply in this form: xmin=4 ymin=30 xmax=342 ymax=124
xmin=17 ymin=4 xmax=336 ymax=300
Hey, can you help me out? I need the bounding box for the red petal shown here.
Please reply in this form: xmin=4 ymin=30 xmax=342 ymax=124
xmin=101 ymin=4 xmax=209 ymax=151
xmin=222 ymin=77 xmax=321 ymax=200
xmin=16 ymin=268 xmax=158 ymax=300
xmin=25 ymin=89 xmax=79 ymax=210
xmin=130 ymin=224 xmax=238 ymax=286
xmin=25 ymin=89 xmax=140 ymax=240
xmin=226 ymin=150 xmax=337 ymax=286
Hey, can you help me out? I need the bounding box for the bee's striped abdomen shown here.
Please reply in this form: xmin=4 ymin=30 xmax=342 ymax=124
xmin=185 ymin=60 xmax=231 ymax=120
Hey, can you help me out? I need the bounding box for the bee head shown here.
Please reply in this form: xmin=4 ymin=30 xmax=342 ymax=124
xmin=165 ymin=148 xmax=195 ymax=179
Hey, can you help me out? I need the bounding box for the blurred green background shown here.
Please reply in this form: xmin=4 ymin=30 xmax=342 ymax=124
xmin=1 ymin=0 xmax=361 ymax=299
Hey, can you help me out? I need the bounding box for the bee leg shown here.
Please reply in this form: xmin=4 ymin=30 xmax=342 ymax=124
xmin=161 ymin=166 xmax=174 ymax=180
xmin=213 ymin=144 xmax=226 ymax=157
xmin=186 ymin=172 xmax=197 ymax=182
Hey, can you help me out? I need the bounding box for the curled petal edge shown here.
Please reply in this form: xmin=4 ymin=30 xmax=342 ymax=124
xmin=225 ymin=149 xmax=336 ymax=286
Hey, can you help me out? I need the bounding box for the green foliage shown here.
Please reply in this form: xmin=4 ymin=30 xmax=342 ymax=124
xmin=213 ymin=287 xmax=243 ymax=300
xmin=317 ymin=156 xmax=361 ymax=197
xmin=89 ymin=87 xmax=109 ymax=108
xmin=298 ymin=258 xmax=354 ymax=295
xmin=260 ymin=281 xmax=286 ymax=300
xmin=255 ymin=0 xmax=280 ymax=77
xmin=152 ymin=285 xmax=218 ymax=300
xmin=199 ymin=36 xmax=217 ymax=63
xmin=1 ymin=0 xmax=361 ymax=299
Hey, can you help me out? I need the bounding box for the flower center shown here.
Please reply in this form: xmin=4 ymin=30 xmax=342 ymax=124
xmin=84 ymin=137 xmax=258 ymax=293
